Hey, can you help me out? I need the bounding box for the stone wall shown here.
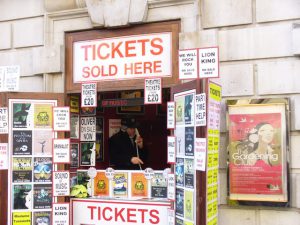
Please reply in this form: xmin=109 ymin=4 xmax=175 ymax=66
xmin=0 ymin=0 xmax=299 ymax=224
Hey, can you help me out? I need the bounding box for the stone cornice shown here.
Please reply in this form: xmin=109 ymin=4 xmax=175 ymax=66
xmin=148 ymin=0 xmax=195 ymax=8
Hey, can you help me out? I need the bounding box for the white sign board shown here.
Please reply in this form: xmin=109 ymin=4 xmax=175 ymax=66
xmin=195 ymin=93 xmax=206 ymax=127
xmin=81 ymin=83 xmax=97 ymax=107
xmin=109 ymin=119 xmax=121 ymax=137
xmin=167 ymin=209 xmax=175 ymax=225
xmin=144 ymin=78 xmax=162 ymax=104
xmin=178 ymin=49 xmax=198 ymax=79
xmin=0 ymin=143 xmax=8 ymax=170
xmin=53 ymin=107 xmax=70 ymax=131
xmin=73 ymin=33 xmax=172 ymax=82
xmin=167 ymin=102 xmax=175 ymax=129
xmin=167 ymin=136 xmax=176 ymax=164
xmin=80 ymin=117 xmax=96 ymax=141
xmin=72 ymin=199 xmax=171 ymax=225
xmin=0 ymin=107 xmax=8 ymax=134
xmin=53 ymin=171 xmax=70 ymax=196
xmin=0 ymin=65 xmax=20 ymax=91
xmin=167 ymin=173 xmax=175 ymax=201
xmin=53 ymin=203 xmax=70 ymax=225
xmin=53 ymin=139 xmax=70 ymax=163
xmin=199 ymin=47 xmax=219 ymax=78
xmin=195 ymin=138 xmax=207 ymax=171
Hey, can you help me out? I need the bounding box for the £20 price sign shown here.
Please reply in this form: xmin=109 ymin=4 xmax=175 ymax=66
xmin=81 ymin=83 xmax=97 ymax=107
xmin=144 ymin=78 xmax=162 ymax=104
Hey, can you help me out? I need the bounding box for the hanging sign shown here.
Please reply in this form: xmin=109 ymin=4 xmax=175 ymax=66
xmin=81 ymin=83 xmax=97 ymax=107
xmin=73 ymin=33 xmax=172 ymax=82
xmin=195 ymin=93 xmax=206 ymax=127
xmin=167 ymin=102 xmax=175 ymax=129
xmin=53 ymin=139 xmax=70 ymax=164
xmin=53 ymin=171 xmax=70 ymax=196
xmin=195 ymin=138 xmax=207 ymax=171
xmin=0 ymin=65 xmax=20 ymax=91
xmin=199 ymin=47 xmax=219 ymax=78
xmin=178 ymin=49 xmax=198 ymax=79
xmin=144 ymin=78 xmax=162 ymax=104
xmin=0 ymin=107 xmax=8 ymax=133
xmin=0 ymin=143 xmax=8 ymax=170
xmin=167 ymin=173 xmax=175 ymax=201
xmin=80 ymin=117 xmax=96 ymax=141
xmin=167 ymin=136 xmax=176 ymax=164
xmin=53 ymin=107 xmax=70 ymax=131
xmin=52 ymin=203 xmax=70 ymax=225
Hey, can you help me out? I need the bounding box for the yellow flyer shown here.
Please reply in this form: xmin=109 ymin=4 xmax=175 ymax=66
xmin=70 ymin=95 xmax=80 ymax=113
xmin=12 ymin=212 xmax=31 ymax=225
xmin=94 ymin=171 xmax=109 ymax=196
xmin=131 ymin=172 xmax=148 ymax=197
xmin=34 ymin=104 xmax=53 ymax=128
xmin=113 ymin=172 xmax=128 ymax=197
xmin=184 ymin=190 xmax=193 ymax=221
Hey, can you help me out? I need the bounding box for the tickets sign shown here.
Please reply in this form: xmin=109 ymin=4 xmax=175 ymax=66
xmin=72 ymin=199 xmax=171 ymax=225
xmin=81 ymin=83 xmax=97 ymax=107
xmin=73 ymin=33 xmax=172 ymax=82
xmin=144 ymin=78 xmax=162 ymax=104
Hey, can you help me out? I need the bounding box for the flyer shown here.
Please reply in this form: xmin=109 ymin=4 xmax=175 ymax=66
xmin=80 ymin=142 xmax=96 ymax=166
xmin=34 ymin=104 xmax=53 ymax=128
xmin=52 ymin=203 xmax=69 ymax=225
xmin=174 ymin=90 xmax=195 ymax=126
xmin=33 ymin=211 xmax=51 ymax=225
xmin=33 ymin=184 xmax=52 ymax=209
xmin=0 ymin=107 xmax=8 ymax=133
xmin=77 ymin=170 xmax=90 ymax=187
xmin=184 ymin=190 xmax=194 ymax=220
xmin=13 ymin=130 xmax=32 ymax=155
xmin=195 ymin=138 xmax=206 ymax=171
xmin=12 ymin=212 xmax=31 ymax=225
xmin=96 ymin=117 xmax=104 ymax=162
xmin=53 ymin=139 xmax=70 ymax=164
xmin=167 ymin=102 xmax=175 ymax=129
xmin=33 ymin=130 xmax=53 ymax=155
xmin=167 ymin=173 xmax=175 ymax=201
xmin=33 ymin=157 xmax=52 ymax=182
xmin=80 ymin=117 xmax=96 ymax=141
xmin=53 ymin=171 xmax=70 ymax=196
xmin=70 ymin=114 xmax=80 ymax=139
xmin=185 ymin=127 xmax=194 ymax=156
xmin=94 ymin=171 xmax=109 ymax=197
xmin=70 ymin=143 xmax=79 ymax=168
xmin=13 ymin=184 xmax=32 ymax=210
xmin=13 ymin=157 xmax=32 ymax=183
xmin=113 ymin=172 xmax=128 ymax=198
xmin=70 ymin=95 xmax=80 ymax=113
xmin=174 ymin=127 xmax=185 ymax=157
xmin=131 ymin=172 xmax=148 ymax=198
xmin=175 ymin=188 xmax=184 ymax=217
xmin=175 ymin=158 xmax=184 ymax=187
xmin=167 ymin=136 xmax=176 ymax=164
xmin=53 ymin=107 xmax=70 ymax=131
xmin=184 ymin=158 xmax=194 ymax=189
xmin=13 ymin=103 xmax=32 ymax=129
xmin=151 ymin=172 xmax=167 ymax=198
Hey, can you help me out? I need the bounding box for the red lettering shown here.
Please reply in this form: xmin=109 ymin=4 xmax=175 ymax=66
xmin=91 ymin=66 xmax=101 ymax=77
xmin=112 ymin=41 xmax=123 ymax=58
xmin=151 ymin=38 xmax=163 ymax=55
xmin=97 ymin=43 xmax=110 ymax=59
xmin=81 ymin=45 xmax=92 ymax=60
xmin=82 ymin=67 xmax=90 ymax=78
xmin=153 ymin=60 xmax=162 ymax=73
xmin=125 ymin=40 xmax=137 ymax=57
xmin=124 ymin=63 xmax=133 ymax=75
xmin=87 ymin=206 xmax=96 ymax=220
xmin=149 ymin=209 xmax=160 ymax=224
xmin=114 ymin=208 xmax=125 ymax=222
xmin=134 ymin=62 xmax=143 ymax=74
xmin=137 ymin=209 xmax=147 ymax=223
xmin=103 ymin=207 xmax=113 ymax=221
xmin=137 ymin=39 xmax=150 ymax=56
xmin=127 ymin=208 xmax=137 ymax=223
xmin=144 ymin=61 xmax=153 ymax=73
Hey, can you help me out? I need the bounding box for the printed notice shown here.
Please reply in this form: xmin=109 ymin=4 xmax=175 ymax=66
xmin=167 ymin=136 xmax=176 ymax=164
xmin=0 ymin=107 xmax=8 ymax=133
xmin=199 ymin=47 xmax=219 ymax=78
xmin=167 ymin=102 xmax=175 ymax=129
xmin=195 ymin=138 xmax=207 ymax=171
xmin=80 ymin=117 xmax=96 ymax=141
xmin=53 ymin=107 xmax=70 ymax=131
xmin=53 ymin=171 xmax=70 ymax=196
xmin=81 ymin=83 xmax=97 ymax=107
xmin=53 ymin=203 xmax=70 ymax=225
xmin=53 ymin=139 xmax=70 ymax=163
xmin=0 ymin=143 xmax=8 ymax=170
xmin=144 ymin=78 xmax=162 ymax=104
xmin=179 ymin=49 xmax=198 ymax=79
xmin=195 ymin=93 xmax=206 ymax=127
xmin=167 ymin=173 xmax=175 ymax=201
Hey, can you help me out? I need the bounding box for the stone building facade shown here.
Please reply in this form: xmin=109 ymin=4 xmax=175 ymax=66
xmin=0 ymin=0 xmax=300 ymax=224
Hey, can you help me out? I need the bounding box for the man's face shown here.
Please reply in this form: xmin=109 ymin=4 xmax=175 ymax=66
xmin=126 ymin=128 xmax=136 ymax=137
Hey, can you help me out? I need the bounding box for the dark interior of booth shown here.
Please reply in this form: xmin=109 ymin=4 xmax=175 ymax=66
xmin=67 ymin=88 xmax=171 ymax=173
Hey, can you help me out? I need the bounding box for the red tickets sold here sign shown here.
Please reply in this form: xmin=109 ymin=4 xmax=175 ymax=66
xmin=73 ymin=33 xmax=172 ymax=82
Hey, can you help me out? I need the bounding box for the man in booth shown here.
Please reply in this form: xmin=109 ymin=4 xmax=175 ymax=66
xmin=109 ymin=117 xmax=147 ymax=170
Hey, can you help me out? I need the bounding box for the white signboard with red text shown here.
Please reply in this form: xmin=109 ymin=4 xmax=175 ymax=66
xmin=0 ymin=143 xmax=8 ymax=170
xmin=71 ymin=198 xmax=171 ymax=225
xmin=73 ymin=33 xmax=172 ymax=82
